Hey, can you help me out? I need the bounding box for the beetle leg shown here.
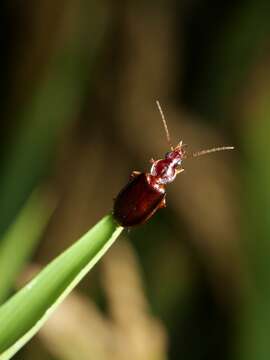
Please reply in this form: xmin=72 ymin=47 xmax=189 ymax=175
xmin=130 ymin=171 xmax=141 ymax=179
xmin=176 ymin=168 xmax=184 ymax=175
xmin=160 ymin=197 xmax=166 ymax=208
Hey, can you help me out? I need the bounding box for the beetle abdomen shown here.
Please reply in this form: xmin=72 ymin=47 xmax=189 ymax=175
xmin=113 ymin=173 xmax=165 ymax=227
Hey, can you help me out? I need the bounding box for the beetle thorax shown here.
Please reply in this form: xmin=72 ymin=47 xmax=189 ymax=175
xmin=150 ymin=147 xmax=184 ymax=185
xmin=150 ymin=159 xmax=177 ymax=184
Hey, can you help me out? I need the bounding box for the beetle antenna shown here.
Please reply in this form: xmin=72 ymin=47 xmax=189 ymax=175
xmin=192 ymin=146 xmax=234 ymax=158
xmin=156 ymin=100 xmax=173 ymax=150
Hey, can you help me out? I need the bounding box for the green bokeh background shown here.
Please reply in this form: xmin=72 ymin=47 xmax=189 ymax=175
xmin=1 ymin=0 xmax=270 ymax=359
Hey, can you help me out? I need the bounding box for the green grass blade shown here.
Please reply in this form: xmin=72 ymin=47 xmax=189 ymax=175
xmin=0 ymin=190 xmax=55 ymax=304
xmin=0 ymin=215 xmax=123 ymax=359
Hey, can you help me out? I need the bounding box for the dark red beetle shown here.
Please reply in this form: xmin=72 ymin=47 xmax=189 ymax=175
xmin=113 ymin=101 xmax=234 ymax=227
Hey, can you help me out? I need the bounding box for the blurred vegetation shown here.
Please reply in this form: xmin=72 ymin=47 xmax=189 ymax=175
xmin=1 ymin=0 xmax=270 ymax=359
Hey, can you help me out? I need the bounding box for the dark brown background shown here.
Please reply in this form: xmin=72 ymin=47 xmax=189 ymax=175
xmin=1 ymin=0 xmax=270 ymax=359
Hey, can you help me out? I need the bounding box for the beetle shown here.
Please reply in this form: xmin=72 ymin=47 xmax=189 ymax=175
xmin=113 ymin=101 xmax=234 ymax=227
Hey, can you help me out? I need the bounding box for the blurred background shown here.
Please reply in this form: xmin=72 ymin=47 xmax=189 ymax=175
xmin=1 ymin=0 xmax=270 ymax=359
